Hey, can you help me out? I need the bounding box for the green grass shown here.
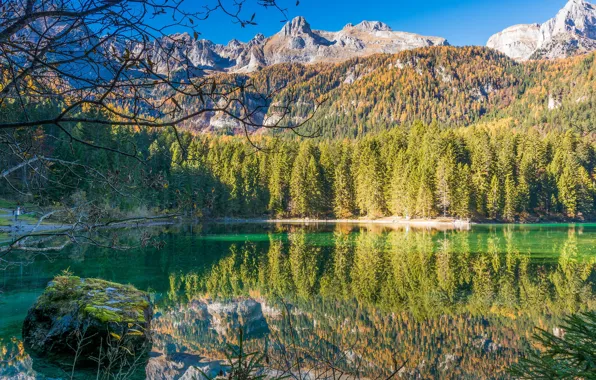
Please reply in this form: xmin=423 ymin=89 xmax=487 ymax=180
xmin=0 ymin=214 xmax=47 ymax=226
xmin=0 ymin=198 xmax=37 ymax=210
xmin=0 ymin=199 xmax=17 ymax=209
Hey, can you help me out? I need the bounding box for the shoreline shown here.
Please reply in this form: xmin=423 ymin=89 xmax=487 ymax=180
xmin=0 ymin=216 xmax=180 ymax=235
xmin=211 ymin=217 xmax=473 ymax=229
xmin=209 ymin=217 xmax=594 ymax=227
xmin=3 ymin=214 xmax=591 ymax=236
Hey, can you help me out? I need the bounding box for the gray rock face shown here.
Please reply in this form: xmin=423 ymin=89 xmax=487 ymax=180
xmin=141 ymin=16 xmax=448 ymax=74
xmin=281 ymin=16 xmax=313 ymax=36
xmin=146 ymin=352 xmax=226 ymax=380
xmin=488 ymin=0 xmax=596 ymax=60
xmin=354 ymin=21 xmax=392 ymax=32
xmin=487 ymin=24 xmax=541 ymax=60
xmin=205 ymin=299 xmax=270 ymax=338
xmin=262 ymin=17 xmax=447 ymax=67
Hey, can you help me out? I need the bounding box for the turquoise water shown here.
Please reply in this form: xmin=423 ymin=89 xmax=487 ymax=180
xmin=0 ymin=223 xmax=595 ymax=379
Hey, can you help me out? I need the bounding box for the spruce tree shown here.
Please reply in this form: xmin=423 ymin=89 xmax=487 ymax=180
xmin=503 ymin=174 xmax=517 ymax=222
xmin=453 ymin=164 xmax=472 ymax=219
xmin=435 ymin=148 xmax=456 ymax=217
xmin=333 ymin=147 xmax=356 ymax=218
xmin=416 ymin=174 xmax=435 ymax=218
xmin=487 ymin=175 xmax=502 ymax=220
xmin=558 ymin=159 xmax=579 ymax=218
xmin=268 ymin=149 xmax=292 ymax=217
xmin=354 ymin=140 xmax=386 ymax=217
xmin=388 ymin=152 xmax=411 ymax=217
xmin=289 ymin=144 xmax=325 ymax=217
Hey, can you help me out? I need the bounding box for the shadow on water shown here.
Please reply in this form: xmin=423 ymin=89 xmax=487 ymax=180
xmin=1 ymin=223 xmax=595 ymax=379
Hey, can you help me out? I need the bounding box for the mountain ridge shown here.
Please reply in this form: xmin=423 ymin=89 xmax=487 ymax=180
xmin=145 ymin=0 xmax=596 ymax=74
xmin=488 ymin=0 xmax=596 ymax=60
xmin=142 ymin=16 xmax=449 ymax=75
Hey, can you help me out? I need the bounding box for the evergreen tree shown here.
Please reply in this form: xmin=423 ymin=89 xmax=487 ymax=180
xmin=435 ymin=148 xmax=456 ymax=217
xmin=354 ymin=140 xmax=386 ymax=217
xmin=241 ymin=153 xmax=263 ymax=215
xmin=503 ymin=174 xmax=517 ymax=222
xmin=452 ymin=164 xmax=472 ymax=219
xmin=388 ymin=152 xmax=411 ymax=217
xmin=333 ymin=146 xmax=356 ymax=218
xmin=487 ymin=175 xmax=501 ymax=220
xmin=558 ymin=159 xmax=579 ymax=218
xmin=290 ymin=144 xmax=326 ymax=217
xmin=268 ymin=148 xmax=292 ymax=217
xmin=517 ymin=177 xmax=531 ymax=216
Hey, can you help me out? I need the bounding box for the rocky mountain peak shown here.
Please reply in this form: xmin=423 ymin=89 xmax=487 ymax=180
xmin=281 ymin=16 xmax=313 ymax=36
xmin=546 ymin=0 xmax=596 ymax=39
xmin=169 ymin=32 xmax=193 ymax=43
xmin=227 ymin=39 xmax=242 ymax=48
xmin=353 ymin=21 xmax=392 ymax=32
xmin=486 ymin=24 xmax=541 ymax=60
xmin=252 ymin=33 xmax=266 ymax=43
xmin=487 ymin=0 xmax=596 ymax=60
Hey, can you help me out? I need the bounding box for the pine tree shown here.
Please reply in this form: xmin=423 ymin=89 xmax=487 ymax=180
xmin=517 ymin=176 xmax=531 ymax=216
xmin=268 ymin=149 xmax=292 ymax=216
xmin=435 ymin=148 xmax=456 ymax=217
xmin=333 ymin=147 xmax=356 ymax=218
xmin=453 ymin=163 xmax=472 ymax=219
xmin=558 ymin=159 xmax=579 ymax=218
xmin=225 ymin=149 xmax=243 ymax=215
xmin=487 ymin=175 xmax=501 ymax=220
xmin=290 ymin=144 xmax=325 ymax=217
xmin=354 ymin=140 xmax=386 ymax=217
xmin=503 ymin=174 xmax=517 ymax=222
xmin=388 ymin=152 xmax=411 ymax=217
xmin=241 ymin=153 xmax=262 ymax=216
xmin=416 ymin=174 xmax=435 ymax=218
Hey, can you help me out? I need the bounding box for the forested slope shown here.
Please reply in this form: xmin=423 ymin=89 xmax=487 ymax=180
xmin=271 ymin=46 xmax=520 ymax=137
xmin=192 ymin=46 xmax=596 ymax=138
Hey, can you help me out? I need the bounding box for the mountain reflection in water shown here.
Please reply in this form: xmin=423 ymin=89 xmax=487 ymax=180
xmin=1 ymin=223 xmax=595 ymax=379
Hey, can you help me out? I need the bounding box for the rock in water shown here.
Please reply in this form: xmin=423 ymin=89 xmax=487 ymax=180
xmin=22 ymin=276 xmax=152 ymax=364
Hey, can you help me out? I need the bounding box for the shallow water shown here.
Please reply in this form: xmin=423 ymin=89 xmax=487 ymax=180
xmin=1 ymin=223 xmax=595 ymax=379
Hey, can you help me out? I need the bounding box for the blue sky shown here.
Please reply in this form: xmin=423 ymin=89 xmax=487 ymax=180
xmin=168 ymin=0 xmax=568 ymax=46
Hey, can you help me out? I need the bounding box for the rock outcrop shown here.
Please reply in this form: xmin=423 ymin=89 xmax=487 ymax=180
xmin=22 ymin=276 xmax=153 ymax=364
xmin=488 ymin=0 xmax=596 ymax=60
xmin=146 ymin=352 xmax=227 ymax=380
xmin=486 ymin=24 xmax=541 ymax=61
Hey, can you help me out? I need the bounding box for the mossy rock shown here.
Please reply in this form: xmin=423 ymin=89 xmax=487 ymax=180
xmin=22 ymin=276 xmax=153 ymax=365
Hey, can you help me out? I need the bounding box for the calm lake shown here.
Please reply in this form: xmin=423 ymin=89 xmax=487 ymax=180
xmin=1 ymin=223 xmax=595 ymax=379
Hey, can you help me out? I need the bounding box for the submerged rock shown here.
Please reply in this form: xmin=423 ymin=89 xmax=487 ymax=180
xmin=22 ymin=276 xmax=153 ymax=364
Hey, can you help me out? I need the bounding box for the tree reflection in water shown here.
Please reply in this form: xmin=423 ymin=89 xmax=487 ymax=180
xmin=1 ymin=224 xmax=595 ymax=379
xmin=155 ymin=225 xmax=596 ymax=379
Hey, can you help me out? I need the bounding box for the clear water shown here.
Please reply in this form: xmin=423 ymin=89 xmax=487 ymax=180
xmin=1 ymin=223 xmax=595 ymax=379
